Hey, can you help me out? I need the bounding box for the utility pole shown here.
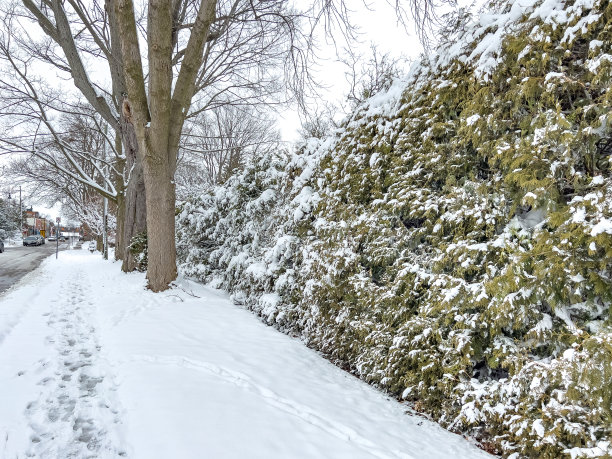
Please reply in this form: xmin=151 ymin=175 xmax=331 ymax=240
xmin=103 ymin=197 xmax=108 ymax=260
xmin=56 ymin=217 xmax=60 ymax=259
xmin=19 ymin=186 xmax=22 ymax=238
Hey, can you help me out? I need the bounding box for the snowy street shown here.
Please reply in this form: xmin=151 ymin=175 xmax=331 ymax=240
xmin=0 ymin=249 xmax=492 ymax=458
xmin=0 ymin=244 xmax=67 ymax=295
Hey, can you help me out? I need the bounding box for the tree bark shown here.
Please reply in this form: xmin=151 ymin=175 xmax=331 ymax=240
xmin=143 ymin=145 xmax=178 ymax=289
xmin=120 ymin=120 xmax=146 ymax=272
xmin=143 ymin=0 xmax=176 ymax=290
xmin=107 ymin=0 xmax=147 ymax=270
xmin=121 ymin=159 xmax=146 ymax=271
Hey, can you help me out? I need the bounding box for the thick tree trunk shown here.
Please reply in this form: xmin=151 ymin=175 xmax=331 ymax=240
xmin=120 ymin=121 xmax=146 ymax=272
xmin=141 ymin=0 xmax=176 ymax=291
xmin=121 ymin=162 xmax=146 ymax=271
xmin=105 ymin=0 xmax=147 ymax=270
xmin=143 ymin=156 xmax=177 ymax=291
xmin=113 ymin=152 xmax=146 ymax=270
xmin=114 ymin=130 xmax=126 ymax=261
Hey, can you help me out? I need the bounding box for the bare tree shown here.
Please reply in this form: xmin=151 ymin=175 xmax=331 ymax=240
xmin=111 ymin=0 xmax=320 ymax=290
xmin=177 ymin=105 xmax=280 ymax=194
xmin=343 ymin=43 xmax=407 ymax=108
xmin=386 ymin=0 xmax=459 ymax=48
xmin=297 ymin=103 xmax=340 ymax=142
xmin=0 ymin=2 xmax=146 ymax=272
xmin=4 ymin=109 xmax=116 ymax=245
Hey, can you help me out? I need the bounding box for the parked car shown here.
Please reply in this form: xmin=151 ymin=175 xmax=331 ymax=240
xmin=38 ymin=235 xmax=45 ymax=245
xmin=59 ymin=236 xmax=66 ymax=242
xmin=23 ymin=235 xmax=42 ymax=246
xmin=48 ymin=235 xmax=57 ymax=242
xmin=0 ymin=239 xmax=4 ymax=253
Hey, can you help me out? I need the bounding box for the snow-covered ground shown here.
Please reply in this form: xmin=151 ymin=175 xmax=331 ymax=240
xmin=0 ymin=249 xmax=492 ymax=458
xmin=2 ymin=233 xmax=23 ymax=248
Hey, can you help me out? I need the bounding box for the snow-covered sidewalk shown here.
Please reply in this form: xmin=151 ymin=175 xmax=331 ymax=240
xmin=0 ymin=249 xmax=492 ymax=458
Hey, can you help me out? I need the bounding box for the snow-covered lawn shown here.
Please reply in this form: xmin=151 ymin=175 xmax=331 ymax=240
xmin=0 ymin=249 xmax=492 ymax=458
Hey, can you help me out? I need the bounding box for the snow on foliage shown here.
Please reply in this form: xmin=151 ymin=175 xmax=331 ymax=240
xmin=177 ymin=0 xmax=612 ymax=456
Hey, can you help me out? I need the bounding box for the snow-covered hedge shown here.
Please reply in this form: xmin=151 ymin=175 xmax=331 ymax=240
xmin=177 ymin=0 xmax=612 ymax=456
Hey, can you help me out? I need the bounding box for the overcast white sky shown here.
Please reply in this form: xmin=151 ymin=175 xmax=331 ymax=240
xmin=276 ymin=2 xmax=424 ymax=141
xmin=277 ymin=0 xmax=482 ymax=140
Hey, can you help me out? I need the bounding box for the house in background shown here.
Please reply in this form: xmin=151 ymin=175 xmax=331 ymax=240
xmin=24 ymin=210 xmax=49 ymax=237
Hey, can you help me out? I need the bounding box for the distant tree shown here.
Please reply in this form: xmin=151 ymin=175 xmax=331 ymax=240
xmin=343 ymin=43 xmax=407 ymax=108
xmin=404 ymin=0 xmax=459 ymax=48
xmin=0 ymin=196 xmax=21 ymax=237
xmin=4 ymin=108 xmax=118 ymax=250
xmin=0 ymin=6 xmax=146 ymax=273
xmin=297 ymin=104 xmax=339 ymax=141
xmin=177 ymin=105 xmax=280 ymax=194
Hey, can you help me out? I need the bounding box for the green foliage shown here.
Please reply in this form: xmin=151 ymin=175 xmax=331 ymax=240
xmin=177 ymin=0 xmax=612 ymax=456
xmin=129 ymin=231 xmax=148 ymax=272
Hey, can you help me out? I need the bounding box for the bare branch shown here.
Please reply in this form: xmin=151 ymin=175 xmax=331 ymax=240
xmin=21 ymin=0 xmax=118 ymax=127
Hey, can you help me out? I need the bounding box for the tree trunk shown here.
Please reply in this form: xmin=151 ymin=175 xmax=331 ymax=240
xmin=105 ymin=0 xmax=147 ymax=270
xmin=120 ymin=121 xmax=146 ymax=272
xmin=114 ymin=0 xmax=216 ymax=291
xmin=143 ymin=154 xmax=177 ymax=291
xmin=141 ymin=0 xmax=176 ymax=291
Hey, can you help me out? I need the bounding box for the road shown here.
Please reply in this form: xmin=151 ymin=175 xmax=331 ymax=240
xmin=0 ymin=243 xmax=67 ymax=295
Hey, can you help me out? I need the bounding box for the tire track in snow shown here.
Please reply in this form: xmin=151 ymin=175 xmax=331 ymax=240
xmin=22 ymin=271 xmax=126 ymax=458
xmin=129 ymin=354 xmax=412 ymax=459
